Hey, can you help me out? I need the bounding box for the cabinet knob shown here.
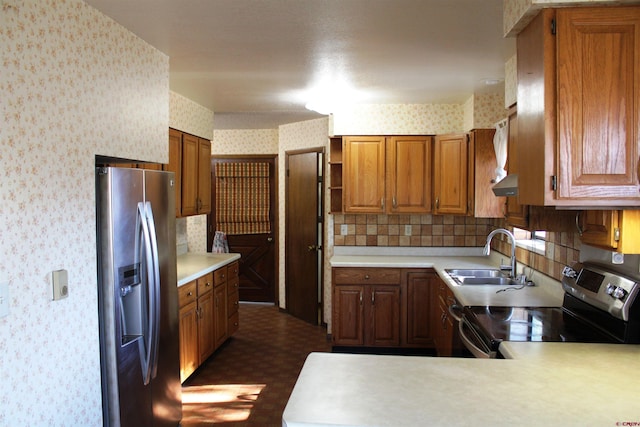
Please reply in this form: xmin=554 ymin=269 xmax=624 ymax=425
xmin=187 ymin=291 xmax=193 ymax=297
xmin=364 ymin=274 xmax=370 ymax=280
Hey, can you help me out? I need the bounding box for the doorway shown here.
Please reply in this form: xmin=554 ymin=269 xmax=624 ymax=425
xmin=285 ymin=148 xmax=324 ymax=325
xmin=208 ymin=156 xmax=277 ymax=303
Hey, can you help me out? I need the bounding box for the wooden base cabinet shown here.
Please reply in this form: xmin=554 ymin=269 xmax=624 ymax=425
xmin=178 ymin=262 xmax=240 ymax=383
xmin=332 ymin=267 xmax=436 ymax=349
xmin=432 ymin=276 xmax=458 ymax=357
xmin=178 ymin=281 xmax=198 ymax=383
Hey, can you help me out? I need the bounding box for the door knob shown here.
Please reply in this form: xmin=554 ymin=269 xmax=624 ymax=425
xmin=307 ymin=245 xmax=318 ymax=252
xmin=267 ymin=237 xmax=273 ymax=242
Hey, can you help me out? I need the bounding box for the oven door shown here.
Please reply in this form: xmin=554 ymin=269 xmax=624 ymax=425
xmin=449 ymin=304 xmax=496 ymax=358
xmin=458 ymin=316 xmax=496 ymax=358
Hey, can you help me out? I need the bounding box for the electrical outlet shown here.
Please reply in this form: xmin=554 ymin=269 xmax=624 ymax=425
xmin=404 ymin=225 xmax=412 ymax=236
xmin=612 ymin=252 xmax=624 ymax=265
xmin=52 ymin=270 xmax=69 ymax=301
xmin=0 ymin=282 xmax=9 ymax=318
xmin=340 ymin=224 xmax=348 ymax=235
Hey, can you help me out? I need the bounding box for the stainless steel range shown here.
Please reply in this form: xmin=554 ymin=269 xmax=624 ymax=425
xmin=454 ymin=262 xmax=640 ymax=358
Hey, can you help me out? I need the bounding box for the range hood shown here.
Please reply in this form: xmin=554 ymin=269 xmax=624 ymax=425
xmin=492 ymin=174 xmax=518 ymax=197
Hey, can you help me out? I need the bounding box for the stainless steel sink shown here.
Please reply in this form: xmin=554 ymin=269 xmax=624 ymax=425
xmin=456 ymin=277 xmax=519 ymax=286
xmin=444 ymin=268 xmax=518 ymax=286
xmin=445 ymin=268 xmax=505 ymax=278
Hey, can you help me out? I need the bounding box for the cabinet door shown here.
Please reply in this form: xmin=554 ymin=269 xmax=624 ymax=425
xmin=343 ymin=136 xmax=386 ymax=213
xmin=197 ymin=290 xmax=215 ymax=364
xmin=197 ymin=138 xmax=212 ymax=214
xmin=404 ymin=272 xmax=433 ymax=347
xmin=167 ymin=129 xmax=183 ymax=217
xmin=366 ymin=286 xmax=400 ymax=346
xmin=556 ymin=7 xmax=640 ymax=201
xmin=179 ymin=300 xmax=198 ymax=383
xmin=181 ymin=133 xmax=199 ymax=216
xmin=580 ymin=210 xmax=619 ymax=250
xmin=332 ymin=286 xmax=364 ymax=346
xmin=470 ymin=129 xmax=505 ymax=218
xmin=504 ymin=111 xmax=529 ymax=228
xmin=214 ymin=283 xmax=228 ymax=348
xmin=386 ymin=136 xmax=432 ymax=213
xmin=433 ymin=134 xmax=468 ymax=215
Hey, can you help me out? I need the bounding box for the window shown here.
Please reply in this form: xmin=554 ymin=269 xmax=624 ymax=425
xmin=513 ymin=227 xmax=546 ymax=255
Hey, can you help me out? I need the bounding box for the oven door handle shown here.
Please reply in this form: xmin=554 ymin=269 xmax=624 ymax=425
xmin=448 ymin=303 xmax=463 ymax=322
xmin=458 ymin=318 xmax=494 ymax=359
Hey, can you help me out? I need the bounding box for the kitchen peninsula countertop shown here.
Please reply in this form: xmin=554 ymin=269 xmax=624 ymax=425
xmin=282 ymin=345 xmax=640 ymax=427
xmin=176 ymin=252 xmax=240 ymax=286
xmin=330 ymin=253 xmax=564 ymax=307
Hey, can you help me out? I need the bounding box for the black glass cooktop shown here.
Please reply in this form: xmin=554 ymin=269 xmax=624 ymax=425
xmin=464 ymin=305 xmax=617 ymax=345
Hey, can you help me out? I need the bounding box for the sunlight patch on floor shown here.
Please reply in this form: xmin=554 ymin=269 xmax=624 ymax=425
xmin=182 ymin=384 xmax=266 ymax=423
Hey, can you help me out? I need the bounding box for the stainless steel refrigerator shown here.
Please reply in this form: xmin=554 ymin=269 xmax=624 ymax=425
xmin=96 ymin=166 xmax=182 ymax=427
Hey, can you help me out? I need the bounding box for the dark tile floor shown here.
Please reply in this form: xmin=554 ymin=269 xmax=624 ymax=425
xmin=181 ymin=302 xmax=332 ymax=426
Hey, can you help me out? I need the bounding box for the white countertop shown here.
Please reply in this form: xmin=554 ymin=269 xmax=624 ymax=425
xmin=282 ymin=346 xmax=640 ymax=427
xmin=330 ymin=254 xmax=565 ymax=307
xmin=176 ymin=252 xmax=241 ymax=286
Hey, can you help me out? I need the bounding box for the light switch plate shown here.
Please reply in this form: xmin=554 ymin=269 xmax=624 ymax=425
xmin=340 ymin=224 xmax=348 ymax=235
xmin=0 ymin=282 xmax=9 ymax=318
xmin=404 ymin=225 xmax=412 ymax=236
xmin=52 ymin=269 xmax=69 ymax=301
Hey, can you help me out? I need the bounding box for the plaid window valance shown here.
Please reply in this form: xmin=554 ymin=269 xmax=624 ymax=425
xmin=215 ymin=162 xmax=271 ymax=235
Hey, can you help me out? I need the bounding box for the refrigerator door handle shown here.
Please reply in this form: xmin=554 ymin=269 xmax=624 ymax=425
xmin=137 ymin=202 xmax=157 ymax=386
xmin=144 ymin=201 xmax=161 ymax=382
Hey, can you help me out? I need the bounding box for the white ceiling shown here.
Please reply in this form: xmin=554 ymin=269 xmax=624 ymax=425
xmin=84 ymin=0 xmax=515 ymax=129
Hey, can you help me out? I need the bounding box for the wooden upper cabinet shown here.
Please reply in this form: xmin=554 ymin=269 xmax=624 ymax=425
xmin=433 ymin=134 xmax=468 ymax=215
xmin=343 ymin=136 xmax=386 ymax=213
xmin=468 ymin=129 xmax=505 ymax=218
xmin=517 ymin=7 xmax=640 ymax=206
xmin=178 ymin=132 xmax=212 ymax=217
xmin=579 ymin=210 xmax=640 ymax=253
xmin=505 ymin=109 xmax=529 ymax=228
xmin=167 ymin=128 xmax=183 ymax=217
xmin=386 ymin=136 xmax=432 ymax=213
xmin=181 ymin=133 xmax=199 ymax=216
xmin=343 ymin=136 xmax=432 ymax=214
xmin=197 ymin=138 xmax=212 ymax=214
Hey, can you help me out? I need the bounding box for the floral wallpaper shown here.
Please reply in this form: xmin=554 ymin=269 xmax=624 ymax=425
xmin=505 ymin=55 xmax=518 ymax=107
xmin=471 ymin=92 xmax=507 ymax=129
xmin=169 ymin=91 xmax=214 ymax=140
xmin=0 ymin=0 xmax=169 ymax=425
xmin=331 ymin=103 xmax=465 ymax=135
xmin=212 ymin=129 xmax=279 ymax=155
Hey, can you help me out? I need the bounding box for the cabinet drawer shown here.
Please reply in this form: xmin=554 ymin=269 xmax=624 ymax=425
xmin=214 ymin=266 xmax=228 ymax=286
xmin=197 ymin=272 xmax=214 ymax=295
xmin=178 ymin=281 xmax=197 ymax=308
xmin=227 ymin=261 xmax=239 ymax=280
xmin=333 ymin=268 xmax=401 ymax=285
xmin=227 ymin=290 xmax=239 ymax=316
xmin=227 ymin=276 xmax=239 ymax=295
xmin=228 ymin=311 xmax=239 ymax=335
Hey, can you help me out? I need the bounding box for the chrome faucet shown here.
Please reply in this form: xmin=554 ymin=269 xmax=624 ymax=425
xmin=483 ymin=228 xmax=517 ymax=278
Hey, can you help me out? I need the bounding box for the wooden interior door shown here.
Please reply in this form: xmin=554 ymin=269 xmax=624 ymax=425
xmin=208 ymin=156 xmax=277 ymax=303
xmin=285 ymin=149 xmax=323 ymax=325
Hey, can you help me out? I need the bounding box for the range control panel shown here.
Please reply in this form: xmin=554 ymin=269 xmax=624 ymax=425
xmin=562 ymin=263 xmax=639 ymax=321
